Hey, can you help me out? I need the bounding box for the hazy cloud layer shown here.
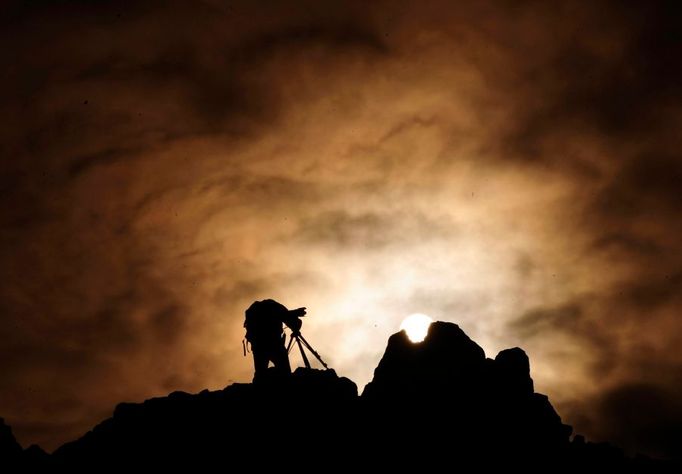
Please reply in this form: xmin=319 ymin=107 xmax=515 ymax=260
xmin=1 ymin=0 xmax=680 ymax=457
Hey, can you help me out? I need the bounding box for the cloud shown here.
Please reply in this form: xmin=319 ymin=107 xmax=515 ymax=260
xmin=0 ymin=0 xmax=680 ymax=458
xmin=572 ymin=383 xmax=682 ymax=459
xmin=294 ymin=210 xmax=456 ymax=249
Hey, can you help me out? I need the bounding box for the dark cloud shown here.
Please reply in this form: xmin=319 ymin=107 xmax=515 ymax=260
xmin=591 ymin=233 xmax=663 ymax=258
xmin=294 ymin=210 xmax=455 ymax=249
xmin=510 ymin=270 xmax=682 ymax=455
xmin=619 ymin=272 xmax=682 ymax=310
xmin=577 ymin=383 xmax=682 ymax=459
xmin=511 ymin=304 xmax=585 ymax=339
xmin=594 ymin=152 xmax=682 ymax=221
xmin=0 ymin=0 xmax=680 ymax=458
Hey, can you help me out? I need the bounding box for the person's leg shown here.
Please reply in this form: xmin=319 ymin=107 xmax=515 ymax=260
xmin=272 ymin=341 xmax=292 ymax=374
xmin=252 ymin=346 xmax=269 ymax=377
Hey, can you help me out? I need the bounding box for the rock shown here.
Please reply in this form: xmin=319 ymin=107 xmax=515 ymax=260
xmin=363 ymin=321 xmax=487 ymax=401
xmin=8 ymin=320 xmax=662 ymax=469
xmin=23 ymin=444 xmax=50 ymax=467
xmin=0 ymin=417 xmax=22 ymax=463
xmin=53 ymin=368 xmax=358 ymax=469
xmin=361 ymin=321 xmax=573 ymax=463
xmin=494 ymin=347 xmax=534 ymax=395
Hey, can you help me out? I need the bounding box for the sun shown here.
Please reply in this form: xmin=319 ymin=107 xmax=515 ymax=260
xmin=400 ymin=313 xmax=433 ymax=343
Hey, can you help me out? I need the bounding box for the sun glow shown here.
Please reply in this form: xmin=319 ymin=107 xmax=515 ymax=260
xmin=400 ymin=313 xmax=433 ymax=343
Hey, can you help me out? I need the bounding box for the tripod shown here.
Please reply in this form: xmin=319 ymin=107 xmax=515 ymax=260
xmin=286 ymin=331 xmax=329 ymax=369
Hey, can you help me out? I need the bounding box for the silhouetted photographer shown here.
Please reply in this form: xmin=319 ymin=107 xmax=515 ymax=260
xmin=243 ymin=299 xmax=306 ymax=379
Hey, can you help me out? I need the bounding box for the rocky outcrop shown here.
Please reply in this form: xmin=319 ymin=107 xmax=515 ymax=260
xmin=363 ymin=321 xmax=488 ymax=401
xmin=4 ymin=321 xmax=673 ymax=470
xmin=0 ymin=418 xmax=22 ymax=463
xmin=361 ymin=321 xmax=572 ymax=465
xmin=0 ymin=417 xmax=48 ymax=469
xmin=52 ymin=367 xmax=357 ymax=468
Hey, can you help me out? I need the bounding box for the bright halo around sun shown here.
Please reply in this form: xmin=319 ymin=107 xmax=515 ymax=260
xmin=400 ymin=313 xmax=433 ymax=343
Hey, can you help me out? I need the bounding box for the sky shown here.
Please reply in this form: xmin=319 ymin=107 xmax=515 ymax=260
xmin=1 ymin=0 xmax=680 ymax=458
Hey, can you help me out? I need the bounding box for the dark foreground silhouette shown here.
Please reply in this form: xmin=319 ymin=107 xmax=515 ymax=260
xmin=2 ymin=322 xmax=677 ymax=470
xmin=243 ymin=299 xmax=307 ymax=378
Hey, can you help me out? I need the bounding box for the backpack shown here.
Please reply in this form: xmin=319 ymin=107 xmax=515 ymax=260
xmin=243 ymin=299 xmax=288 ymax=343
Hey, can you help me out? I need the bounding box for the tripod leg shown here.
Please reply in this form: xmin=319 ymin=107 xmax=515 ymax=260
xmin=297 ymin=334 xmax=329 ymax=369
xmin=296 ymin=337 xmax=311 ymax=369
